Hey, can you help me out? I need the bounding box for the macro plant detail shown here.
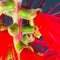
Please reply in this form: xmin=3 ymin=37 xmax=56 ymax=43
xmin=0 ymin=0 xmax=60 ymax=60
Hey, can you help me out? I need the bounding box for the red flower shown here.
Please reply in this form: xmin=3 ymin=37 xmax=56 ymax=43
xmin=0 ymin=12 xmax=60 ymax=60
xmin=34 ymin=12 xmax=60 ymax=54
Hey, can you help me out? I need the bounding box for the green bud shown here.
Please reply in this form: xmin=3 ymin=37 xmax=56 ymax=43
xmin=14 ymin=40 xmax=24 ymax=52
xmin=4 ymin=1 xmax=15 ymax=11
xmin=22 ymin=35 xmax=27 ymax=42
xmin=8 ymin=23 xmax=18 ymax=36
xmin=10 ymin=23 xmax=18 ymax=32
xmin=18 ymin=9 xmax=30 ymax=20
xmin=21 ymin=25 xmax=34 ymax=34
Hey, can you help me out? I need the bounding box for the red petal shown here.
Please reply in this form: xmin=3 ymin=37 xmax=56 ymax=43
xmin=54 ymin=13 xmax=60 ymax=18
xmin=34 ymin=12 xmax=60 ymax=54
xmin=0 ymin=30 xmax=13 ymax=58
xmin=20 ymin=48 xmax=45 ymax=60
